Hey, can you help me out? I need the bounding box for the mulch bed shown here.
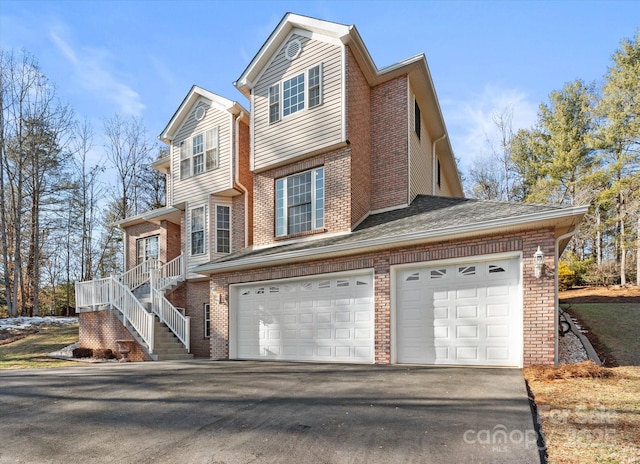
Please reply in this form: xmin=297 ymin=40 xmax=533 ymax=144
xmin=559 ymin=286 xmax=640 ymax=303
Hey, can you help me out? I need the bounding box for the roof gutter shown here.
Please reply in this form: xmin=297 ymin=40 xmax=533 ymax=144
xmin=234 ymin=111 xmax=250 ymax=248
xmin=195 ymin=205 xmax=589 ymax=275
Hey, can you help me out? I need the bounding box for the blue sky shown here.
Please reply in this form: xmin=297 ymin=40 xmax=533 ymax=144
xmin=2 ymin=0 xmax=639 ymax=176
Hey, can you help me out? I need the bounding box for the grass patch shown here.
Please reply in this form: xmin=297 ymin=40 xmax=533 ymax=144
xmin=566 ymin=303 xmax=640 ymax=366
xmin=0 ymin=324 xmax=79 ymax=369
xmin=525 ymin=363 xmax=640 ymax=464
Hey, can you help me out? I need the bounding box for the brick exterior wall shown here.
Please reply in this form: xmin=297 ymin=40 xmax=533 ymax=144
xmin=346 ymin=46 xmax=371 ymax=227
xmin=253 ymin=147 xmax=352 ymax=246
xmin=237 ymin=118 xmax=253 ymax=246
xmin=123 ymin=219 xmax=181 ymax=271
xmin=208 ymin=227 xmax=557 ymax=366
xmin=370 ymin=76 xmax=409 ymax=211
xmin=166 ymin=220 xmax=181 ymax=262
xmin=78 ymin=310 xmax=152 ymax=362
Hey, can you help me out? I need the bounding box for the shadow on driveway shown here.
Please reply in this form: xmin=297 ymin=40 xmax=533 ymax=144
xmin=0 ymin=361 xmax=542 ymax=463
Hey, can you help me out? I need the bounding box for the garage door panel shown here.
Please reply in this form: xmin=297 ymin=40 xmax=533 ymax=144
xmin=457 ymin=305 xmax=479 ymax=318
xmin=397 ymin=257 xmax=522 ymax=367
xmin=234 ymin=273 xmax=374 ymax=363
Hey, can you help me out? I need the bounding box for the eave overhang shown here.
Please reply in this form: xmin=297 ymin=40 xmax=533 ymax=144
xmin=115 ymin=206 xmax=182 ymax=229
xmin=194 ymin=205 xmax=589 ymax=275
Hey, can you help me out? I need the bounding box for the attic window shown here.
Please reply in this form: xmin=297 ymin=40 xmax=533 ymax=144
xmin=285 ymin=39 xmax=302 ymax=61
xmin=194 ymin=106 xmax=206 ymax=121
xmin=414 ymin=99 xmax=421 ymax=139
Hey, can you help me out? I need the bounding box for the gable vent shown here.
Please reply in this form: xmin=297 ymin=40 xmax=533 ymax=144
xmin=194 ymin=106 xmax=206 ymax=121
xmin=285 ymin=39 xmax=302 ymax=61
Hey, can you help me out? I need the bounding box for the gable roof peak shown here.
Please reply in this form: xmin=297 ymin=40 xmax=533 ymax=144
xmin=234 ymin=13 xmax=354 ymax=97
xmin=159 ymin=85 xmax=248 ymax=144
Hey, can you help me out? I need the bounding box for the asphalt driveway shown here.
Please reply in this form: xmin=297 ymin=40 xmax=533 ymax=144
xmin=0 ymin=361 xmax=542 ymax=463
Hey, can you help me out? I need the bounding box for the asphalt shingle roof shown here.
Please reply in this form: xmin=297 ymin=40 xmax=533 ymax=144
xmin=206 ymin=195 xmax=565 ymax=267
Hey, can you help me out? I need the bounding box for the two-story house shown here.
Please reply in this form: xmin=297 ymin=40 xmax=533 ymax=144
xmin=76 ymin=13 xmax=587 ymax=367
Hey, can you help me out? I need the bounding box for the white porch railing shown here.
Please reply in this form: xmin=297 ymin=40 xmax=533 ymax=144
xmin=75 ymin=276 xmax=155 ymax=352
xmin=111 ymin=278 xmax=155 ymax=352
xmin=121 ymin=258 xmax=159 ymax=290
xmin=76 ymin=277 xmax=111 ymax=309
xmin=151 ymin=287 xmax=190 ymax=351
xmin=153 ymin=253 xmax=185 ymax=291
xmin=75 ymin=252 xmax=189 ymax=354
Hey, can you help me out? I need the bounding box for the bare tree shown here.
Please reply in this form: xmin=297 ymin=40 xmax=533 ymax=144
xmin=103 ymin=114 xmax=153 ymax=220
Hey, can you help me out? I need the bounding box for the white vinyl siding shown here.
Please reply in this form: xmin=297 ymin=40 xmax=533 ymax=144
xmin=409 ymin=89 xmax=433 ymax=202
xmin=253 ymin=34 xmax=343 ymax=171
xmin=171 ymin=101 xmax=232 ymax=205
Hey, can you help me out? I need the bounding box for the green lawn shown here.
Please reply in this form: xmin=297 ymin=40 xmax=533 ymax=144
xmin=567 ymin=303 xmax=640 ymax=366
xmin=0 ymin=324 xmax=79 ymax=369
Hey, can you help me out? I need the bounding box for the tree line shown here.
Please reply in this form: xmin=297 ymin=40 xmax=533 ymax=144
xmin=0 ymin=49 xmax=165 ymax=317
xmin=466 ymin=31 xmax=640 ymax=287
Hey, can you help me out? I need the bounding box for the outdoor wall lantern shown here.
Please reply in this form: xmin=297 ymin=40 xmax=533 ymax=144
xmin=533 ymin=246 xmax=545 ymax=279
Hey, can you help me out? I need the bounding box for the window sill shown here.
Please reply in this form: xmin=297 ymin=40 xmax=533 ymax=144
xmin=275 ymin=228 xmax=326 ymax=241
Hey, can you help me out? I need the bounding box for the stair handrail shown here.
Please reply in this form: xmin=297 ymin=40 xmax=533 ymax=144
xmin=150 ymin=285 xmax=190 ymax=351
xmin=110 ymin=277 xmax=155 ymax=353
xmin=121 ymin=258 xmax=160 ymax=291
xmin=75 ymin=277 xmax=112 ymax=309
xmin=153 ymin=252 xmax=185 ymax=291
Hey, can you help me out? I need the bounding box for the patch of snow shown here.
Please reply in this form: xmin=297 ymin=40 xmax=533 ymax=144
xmin=0 ymin=316 xmax=78 ymax=330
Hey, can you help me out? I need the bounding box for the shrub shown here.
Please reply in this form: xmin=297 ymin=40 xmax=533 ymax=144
xmin=558 ymin=262 xmax=576 ymax=291
xmin=72 ymin=347 xmax=93 ymax=358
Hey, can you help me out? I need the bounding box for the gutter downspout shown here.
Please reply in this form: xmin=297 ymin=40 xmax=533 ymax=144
xmin=432 ymin=134 xmax=447 ymax=195
xmin=234 ymin=111 xmax=250 ymax=248
xmin=555 ymin=229 xmax=578 ymax=364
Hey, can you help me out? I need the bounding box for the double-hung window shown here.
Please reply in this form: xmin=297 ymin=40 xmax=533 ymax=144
xmin=275 ymin=167 xmax=324 ymax=237
xmin=204 ymin=303 xmax=211 ymax=338
xmin=190 ymin=206 xmax=206 ymax=255
xmin=136 ymin=235 xmax=159 ymax=265
xmin=179 ymin=127 xmax=219 ymax=179
xmin=268 ymin=64 xmax=322 ymax=124
xmin=215 ymin=205 xmax=230 ymax=253
xmin=283 ymin=73 xmax=305 ymax=117
xmin=192 ymin=134 xmax=204 ymax=175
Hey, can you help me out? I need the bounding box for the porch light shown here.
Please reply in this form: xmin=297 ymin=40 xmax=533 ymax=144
xmin=533 ymin=246 xmax=544 ymax=279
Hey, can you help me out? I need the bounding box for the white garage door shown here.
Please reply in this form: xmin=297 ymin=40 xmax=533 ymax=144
xmin=396 ymin=257 xmax=522 ymax=366
xmin=231 ymin=273 xmax=374 ymax=363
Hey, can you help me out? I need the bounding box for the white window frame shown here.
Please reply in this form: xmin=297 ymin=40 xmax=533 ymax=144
xmin=215 ymin=204 xmax=231 ymax=254
xmin=308 ymin=63 xmax=323 ymax=108
xmin=179 ymin=126 xmax=219 ymax=179
xmin=275 ymin=166 xmax=324 ymax=237
xmin=189 ymin=205 xmax=206 ymax=256
xmin=136 ymin=235 xmax=159 ymax=265
xmin=268 ymin=63 xmax=323 ymax=124
xmin=204 ymin=303 xmax=211 ymax=338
